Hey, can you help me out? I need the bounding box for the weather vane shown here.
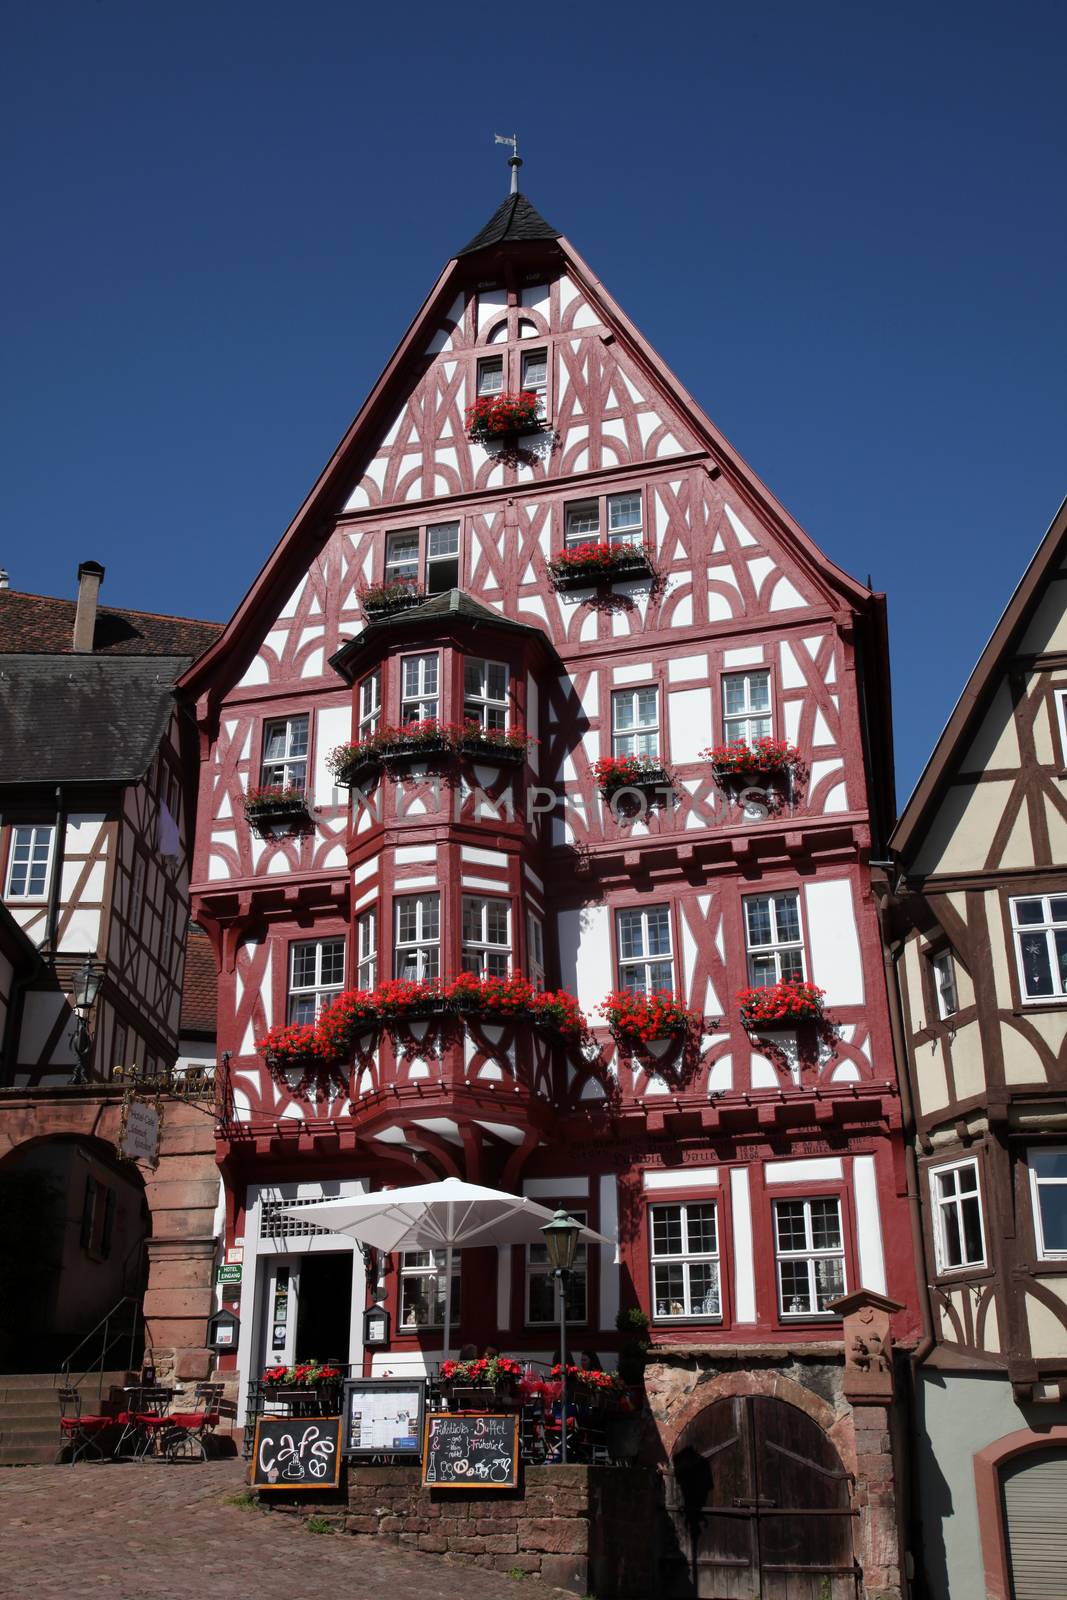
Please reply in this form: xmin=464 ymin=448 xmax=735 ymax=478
xmin=494 ymin=132 xmax=523 ymax=194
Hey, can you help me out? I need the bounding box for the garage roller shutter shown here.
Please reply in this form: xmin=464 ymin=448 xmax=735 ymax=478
xmin=1002 ymin=1447 xmax=1067 ymax=1598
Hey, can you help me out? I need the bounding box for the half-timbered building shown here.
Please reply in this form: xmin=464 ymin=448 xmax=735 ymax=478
xmin=884 ymin=497 xmax=1067 ymax=1600
xmin=184 ymin=187 xmax=921 ymax=1597
xmin=0 ymin=564 xmax=223 ymax=1429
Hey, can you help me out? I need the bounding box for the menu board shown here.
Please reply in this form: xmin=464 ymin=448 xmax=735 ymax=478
xmin=252 ymin=1416 xmax=342 ymax=1490
xmin=422 ymin=1412 xmax=520 ymax=1489
xmin=343 ymin=1377 xmax=425 ymax=1457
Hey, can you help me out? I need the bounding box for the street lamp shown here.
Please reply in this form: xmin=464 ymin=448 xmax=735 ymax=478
xmin=69 ymin=957 xmax=104 ymax=1085
xmin=540 ymin=1207 xmax=581 ymax=1464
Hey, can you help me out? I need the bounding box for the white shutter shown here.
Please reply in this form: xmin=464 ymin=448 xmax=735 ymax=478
xmin=1003 ymin=1448 xmax=1067 ymax=1598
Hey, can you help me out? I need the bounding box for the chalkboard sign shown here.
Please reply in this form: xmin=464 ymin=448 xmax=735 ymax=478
xmin=343 ymin=1377 xmax=425 ymax=1457
xmin=422 ymin=1412 xmax=520 ymax=1490
xmin=252 ymin=1415 xmax=343 ymax=1490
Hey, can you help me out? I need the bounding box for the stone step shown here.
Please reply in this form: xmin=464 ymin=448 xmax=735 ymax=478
xmin=0 ymin=1423 xmax=65 ymax=1445
xmin=0 ymin=1444 xmax=58 ymax=1465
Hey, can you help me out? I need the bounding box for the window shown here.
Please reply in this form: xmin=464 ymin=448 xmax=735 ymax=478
xmin=261 ymin=715 xmax=309 ymax=789
xmin=527 ymin=912 xmax=545 ymax=990
xmin=462 ymin=896 xmax=511 ymax=977
xmin=774 ymin=1198 xmax=846 ymax=1316
xmin=527 ymin=1209 xmax=588 ymax=1324
xmin=931 ymin=950 xmax=959 ymax=1020
xmin=5 ymin=824 xmax=54 ymax=900
xmin=385 ymin=530 xmax=419 ymax=586
xmin=930 ymin=1159 xmax=986 ymax=1271
xmin=356 ymin=909 xmax=377 ymax=989
xmin=395 ymin=893 xmax=439 ymax=980
xmin=463 ymin=658 xmax=509 ymax=731
xmin=477 ymin=356 xmax=503 ymax=396
xmin=358 ymin=671 xmax=381 ymax=740
xmin=650 ymin=1202 xmax=721 ymax=1320
xmin=1011 ymin=896 xmax=1067 ymax=1001
xmin=1029 ymin=1148 xmax=1067 ymax=1260
xmin=520 ymin=348 xmax=547 ymax=415
xmin=400 ymin=1249 xmax=460 ymax=1327
xmin=400 ymin=653 xmax=439 ymax=723
xmin=743 ymin=893 xmax=805 ymax=986
xmin=563 ymin=490 xmax=643 ymax=548
xmin=425 ymin=522 xmax=460 ymax=593
xmin=616 ymin=905 xmax=674 ymax=994
xmin=612 ymin=687 xmax=659 ymax=759
xmin=722 ymin=670 xmax=772 ymax=744
xmin=287 ymin=938 xmax=345 ymax=1024
xmin=129 ymin=855 xmax=146 ymax=928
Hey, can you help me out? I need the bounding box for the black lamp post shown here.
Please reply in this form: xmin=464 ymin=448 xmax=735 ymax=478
xmin=69 ymin=957 xmax=104 ymax=1086
xmin=540 ymin=1207 xmax=581 ymax=1464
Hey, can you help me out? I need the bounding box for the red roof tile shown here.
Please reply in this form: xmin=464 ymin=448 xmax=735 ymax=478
xmin=0 ymin=588 xmax=222 ymax=657
xmin=180 ymin=925 xmax=218 ymax=1036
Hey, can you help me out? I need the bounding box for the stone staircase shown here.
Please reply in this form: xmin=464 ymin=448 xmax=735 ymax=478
xmin=0 ymin=1371 xmax=133 ymax=1465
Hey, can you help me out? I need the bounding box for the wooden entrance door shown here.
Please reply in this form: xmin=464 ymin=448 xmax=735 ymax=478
xmin=660 ymin=1395 xmax=859 ymax=1599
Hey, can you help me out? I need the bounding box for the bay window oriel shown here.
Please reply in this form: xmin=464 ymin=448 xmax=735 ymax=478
xmin=400 ymin=653 xmax=439 ymax=723
xmin=394 ymin=893 xmax=439 ymax=981
xmin=462 ymin=896 xmax=511 ymax=976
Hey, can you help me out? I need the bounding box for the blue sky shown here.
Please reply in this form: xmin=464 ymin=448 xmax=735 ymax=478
xmin=3 ymin=0 xmax=1064 ymax=800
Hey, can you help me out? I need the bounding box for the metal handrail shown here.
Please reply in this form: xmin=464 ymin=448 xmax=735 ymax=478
xmin=57 ymin=1293 xmax=140 ymax=1395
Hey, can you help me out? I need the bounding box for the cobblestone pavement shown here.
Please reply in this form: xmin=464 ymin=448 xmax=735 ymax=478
xmin=0 ymin=1462 xmax=558 ymax=1599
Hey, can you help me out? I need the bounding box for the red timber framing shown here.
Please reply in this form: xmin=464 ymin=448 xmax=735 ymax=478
xmin=180 ymin=191 xmax=919 ymax=1594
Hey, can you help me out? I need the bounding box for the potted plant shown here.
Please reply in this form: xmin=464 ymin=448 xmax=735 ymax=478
xmin=372 ymin=977 xmax=448 ymax=1025
xmin=243 ymin=784 xmax=310 ymax=832
xmin=456 ymin=721 xmax=534 ymax=765
xmin=599 ymin=989 xmax=696 ymax=1049
xmin=357 ymin=576 xmax=425 ymax=619
xmin=445 ymin=971 xmax=535 ymax=1020
xmin=702 ymin=736 xmax=803 ymax=793
xmin=315 ymin=988 xmax=379 ymax=1059
xmin=326 ymin=735 xmax=387 ymax=788
xmin=440 ymin=1355 xmax=523 ymax=1405
xmin=465 ymin=391 xmax=543 ymax=440
xmin=738 ymin=980 xmax=825 ymax=1029
xmin=592 ymin=754 xmax=671 ymax=800
xmin=377 ymin=718 xmax=454 ymax=763
xmin=256 ymin=1022 xmax=334 ymax=1075
xmin=546 ymin=540 xmax=654 ymax=591
xmin=527 ymin=988 xmax=586 ymax=1041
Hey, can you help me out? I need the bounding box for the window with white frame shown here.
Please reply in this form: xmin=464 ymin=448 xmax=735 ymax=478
xmin=394 ymin=893 xmax=439 ymax=981
xmin=358 ymin=670 xmax=381 ymax=740
xmin=527 ymin=912 xmax=545 ymax=990
xmin=462 ymin=896 xmax=511 ymax=976
xmin=463 ymin=658 xmax=509 ymax=731
xmin=356 ymin=908 xmax=377 ymax=990
xmin=931 ymin=950 xmax=959 ymax=1020
xmin=930 ymin=1158 xmax=985 ymax=1271
xmin=261 ymin=714 xmax=309 ymax=789
xmin=477 ymin=355 xmax=503 ymax=396
xmin=1029 ymin=1148 xmax=1067 ymax=1260
xmin=520 ymin=348 xmax=547 ymax=414
xmin=616 ymin=905 xmax=674 ymax=994
xmin=527 ymin=1209 xmax=588 ymax=1324
xmin=5 ymin=824 xmax=55 ymax=900
xmin=650 ymin=1202 xmax=721 ymax=1320
xmin=722 ymin=670 xmax=772 ymax=744
xmin=384 ymin=529 xmax=419 ymax=586
xmin=400 ymin=1249 xmax=461 ymax=1327
xmin=607 ymin=491 xmax=642 ymax=547
xmin=400 ymin=653 xmax=439 ymax=723
xmin=564 ymin=498 xmax=600 ymax=546
xmin=743 ymin=892 xmax=805 ymax=986
xmin=774 ymin=1198 xmax=846 ymax=1316
xmin=612 ymin=687 xmax=659 ymax=759
xmin=425 ymin=522 xmax=460 ymax=594
xmin=1011 ymin=896 xmax=1067 ymax=1001
xmin=129 ymin=854 xmax=146 ymax=928
xmin=288 ymin=937 xmax=346 ymax=1025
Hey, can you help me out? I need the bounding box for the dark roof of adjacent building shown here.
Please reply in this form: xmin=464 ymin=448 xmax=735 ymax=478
xmin=0 ymin=654 xmax=192 ymax=785
xmin=0 ymin=588 xmax=222 ymax=658
xmin=180 ymin=923 xmax=217 ymax=1038
xmin=457 ymin=192 xmax=561 ymax=256
xmin=329 ymin=588 xmax=559 ymax=682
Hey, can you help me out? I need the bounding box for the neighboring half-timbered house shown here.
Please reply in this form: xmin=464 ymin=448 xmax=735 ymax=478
xmin=884 ymin=497 xmax=1067 ymax=1600
xmin=0 ymin=564 xmax=224 ymax=1403
xmin=183 ymin=188 xmax=921 ymax=1597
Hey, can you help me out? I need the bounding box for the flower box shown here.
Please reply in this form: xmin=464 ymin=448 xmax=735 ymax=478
xmin=361 ymin=587 xmax=425 ymax=621
xmin=738 ymin=980 xmax=825 ymax=1029
xmin=465 ymin=392 xmax=543 ymax=440
xmin=548 ymin=542 xmax=654 ymax=591
xmin=440 ymin=1356 xmax=522 ymax=1404
xmin=593 ymin=756 xmax=671 ymax=799
xmin=243 ymin=786 xmax=310 ymax=831
xmin=599 ymin=990 xmax=696 ymax=1047
xmin=702 ymin=737 xmax=803 ymax=788
xmin=457 ymin=734 xmax=529 ymax=765
xmin=257 ymin=1023 xmax=335 ymax=1075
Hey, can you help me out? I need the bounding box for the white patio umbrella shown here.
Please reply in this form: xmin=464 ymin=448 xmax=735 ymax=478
xmin=281 ymin=1177 xmax=614 ymax=1360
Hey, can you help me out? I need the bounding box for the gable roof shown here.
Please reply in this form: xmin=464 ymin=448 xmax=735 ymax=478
xmin=179 ymin=191 xmax=879 ymax=706
xmin=330 ymin=588 xmax=558 ymax=682
xmin=0 ymin=587 xmax=222 ymax=658
xmin=180 ymin=923 xmax=218 ymax=1038
xmin=0 ymin=654 xmax=191 ymax=786
xmin=457 ymin=192 xmax=560 ymax=256
xmin=891 ymin=495 xmax=1067 ymax=859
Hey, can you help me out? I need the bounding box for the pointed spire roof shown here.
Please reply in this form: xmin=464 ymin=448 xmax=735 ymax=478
xmin=457 ymin=192 xmax=560 ymax=256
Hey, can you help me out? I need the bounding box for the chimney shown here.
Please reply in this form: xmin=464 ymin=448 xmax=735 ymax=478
xmin=0 ymin=569 xmax=8 ymax=590
xmin=73 ymin=560 xmax=105 ymax=653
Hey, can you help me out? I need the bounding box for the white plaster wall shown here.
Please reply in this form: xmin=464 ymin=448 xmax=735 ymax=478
xmin=556 ymin=904 xmax=612 ymax=1013
xmin=668 ymin=688 xmax=712 ymax=763
xmin=313 ymin=705 xmax=351 ymax=807
xmin=804 ymin=880 xmax=865 ymax=1005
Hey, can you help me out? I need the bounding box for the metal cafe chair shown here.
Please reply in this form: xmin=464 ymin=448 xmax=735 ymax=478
xmin=158 ymin=1383 xmax=228 ymax=1462
xmin=116 ymin=1385 xmax=174 ymax=1460
xmin=56 ymin=1387 xmax=113 ymax=1464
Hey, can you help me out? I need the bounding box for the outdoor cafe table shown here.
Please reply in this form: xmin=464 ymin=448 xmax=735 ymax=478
xmin=114 ymin=1386 xmax=175 ymax=1460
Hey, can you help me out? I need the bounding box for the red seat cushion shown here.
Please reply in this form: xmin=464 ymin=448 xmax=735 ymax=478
xmin=168 ymin=1412 xmax=219 ymax=1429
xmin=133 ymin=1414 xmax=169 ymax=1428
xmin=61 ymin=1416 xmax=111 ymax=1432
